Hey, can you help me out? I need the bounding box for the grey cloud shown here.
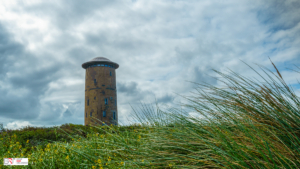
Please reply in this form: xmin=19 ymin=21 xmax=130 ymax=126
xmin=157 ymin=94 xmax=174 ymax=103
xmin=117 ymin=81 xmax=154 ymax=103
xmin=255 ymin=0 xmax=300 ymax=65
xmin=257 ymin=0 xmax=300 ymax=32
xmin=24 ymin=0 xmax=119 ymax=29
xmin=8 ymin=63 xmax=61 ymax=93
xmin=63 ymin=109 xmax=73 ymax=117
xmin=0 ymin=23 xmax=40 ymax=119
xmin=0 ymin=23 xmax=63 ymax=121
xmin=0 ymin=24 xmax=24 ymax=75
xmin=85 ymin=34 xmax=109 ymax=48
xmin=38 ymin=101 xmax=84 ymax=124
xmin=43 ymin=102 xmax=84 ymax=126
xmin=118 ymin=81 xmax=139 ymax=95
xmin=38 ymin=102 xmax=64 ymax=121
xmin=192 ymin=67 xmax=217 ymax=85
xmin=67 ymin=46 xmax=97 ymax=65
xmin=63 ymin=102 xmax=83 ymax=119
xmin=84 ymin=31 xmax=159 ymax=58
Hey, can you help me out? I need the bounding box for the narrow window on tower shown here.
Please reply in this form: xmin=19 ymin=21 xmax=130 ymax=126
xmin=90 ymin=112 xmax=92 ymax=117
xmin=87 ymin=99 xmax=89 ymax=106
xmin=110 ymin=71 xmax=112 ymax=76
xmin=105 ymin=98 xmax=108 ymax=105
xmin=94 ymin=79 xmax=97 ymax=85
xmin=94 ymin=96 xmax=96 ymax=100
xmin=103 ymin=110 xmax=106 ymax=117
xmin=113 ymin=112 xmax=116 ymax=120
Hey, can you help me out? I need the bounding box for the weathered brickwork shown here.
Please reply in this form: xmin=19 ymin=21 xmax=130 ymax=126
xmin=82 ymin=57 xmax=119 ymax=126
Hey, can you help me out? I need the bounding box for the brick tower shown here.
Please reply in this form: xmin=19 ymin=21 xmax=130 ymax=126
xmin=82 ymin=57 xmax=119 ymax=126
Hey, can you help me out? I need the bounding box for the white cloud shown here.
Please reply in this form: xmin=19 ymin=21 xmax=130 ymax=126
xmin=5 ymin=121 xmax=34 ymax=130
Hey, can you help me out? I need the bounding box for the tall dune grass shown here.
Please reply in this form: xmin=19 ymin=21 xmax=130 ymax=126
xmin=127 ymin=61 xmax=300 ymax=168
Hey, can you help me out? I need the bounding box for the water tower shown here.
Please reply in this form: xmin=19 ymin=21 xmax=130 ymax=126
xmin=82 ymin=57 xmax=119 ymax=126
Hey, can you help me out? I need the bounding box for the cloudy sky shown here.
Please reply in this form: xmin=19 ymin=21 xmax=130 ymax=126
xmin=0 ymin=0 xmax=299 ymax=129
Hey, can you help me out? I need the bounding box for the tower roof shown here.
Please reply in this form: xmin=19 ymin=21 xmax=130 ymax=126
xmin=82 ymin=57 xmax=119 ymax=69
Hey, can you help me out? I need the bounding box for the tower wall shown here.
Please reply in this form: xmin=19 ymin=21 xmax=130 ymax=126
xmin=84 ymin=66 xmax=117 ymax=126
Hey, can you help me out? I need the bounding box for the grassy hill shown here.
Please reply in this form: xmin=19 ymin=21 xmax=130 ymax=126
xmin=1 ymin=62 xmax=300 ymax=168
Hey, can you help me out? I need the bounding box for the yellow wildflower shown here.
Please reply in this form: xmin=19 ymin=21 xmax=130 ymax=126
xmin=26 ymin=140 xmax=29 ymax=143
xmin=92 ymin=166 xmax=96 ymax=169
xmin=97 ymin=159 xmax=101 ymax=163
xmin=120 ymin=162 xmax=124 ymax=165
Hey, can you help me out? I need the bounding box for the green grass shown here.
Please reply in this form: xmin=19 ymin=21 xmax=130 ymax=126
xmin=1 ymin=61 xmax=300 ymax=168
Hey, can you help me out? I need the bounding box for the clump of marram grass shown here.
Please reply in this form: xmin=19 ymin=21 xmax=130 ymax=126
xmin=127 ymin=61 xmax=300 ymax=168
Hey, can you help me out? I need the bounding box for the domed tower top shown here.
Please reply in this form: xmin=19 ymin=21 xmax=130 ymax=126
xmin=82 ymin=57 xmax=119 ymax=69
